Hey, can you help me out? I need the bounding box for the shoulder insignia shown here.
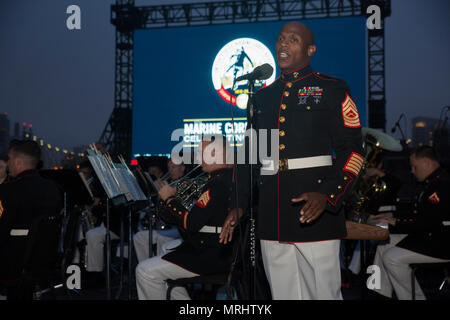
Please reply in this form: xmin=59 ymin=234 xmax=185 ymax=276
xmin=343 ymin=152 xmax=364 ymax=176
xmin=0 ymin=200 xmax=4 ymax=219
xmin=428 ymin=192 xmax=440 ymax=204
xmin=341 ymin=93 xmax=361 ymax=128
xmin=196 ymin=189 xmax=211 ymax=208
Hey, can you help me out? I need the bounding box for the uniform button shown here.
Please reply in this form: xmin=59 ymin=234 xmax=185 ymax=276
xmin=279 ymin=144 xmax=285 ymax=150
xmin=337 ymin=185 xmax=342 ymax=190
xmin=306 ymin=105 xmax=311 ymax=110
xmin=281 ymin=104 xmax=287 ymax=110
xmin=257 ymin=110 xmax=262 ymax=114
xmin=428 ymin=233 xmax=432 ymax=236
xmin=200 ymin=240 xmax=204 ymax=244
xmin=173 ymin=208 xmax=176 ymax=211
xmin=330 ymin=194 xmax=335 ymax=199
xmin=279 ymin=130 xmax=285 ymax=137
xmin=344 ymin=176 xmax=348 ymax=181
xmin=286 ymin=82 xmax=293 ymax=88
xmin=317 ymin=179 xmax=322 ymax=184
xmin=178 ymin=211 xmax=182 ymax=215
xmin=284 ymin=91 xmax=290 ymax=97
xmin=279 ymin=116 xmax=286 ymax=123
xmin=413 ymin=210 xmax=418 ymax=214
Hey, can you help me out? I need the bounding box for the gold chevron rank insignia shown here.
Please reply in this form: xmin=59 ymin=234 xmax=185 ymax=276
xmin=428 ymin=192 xmax=440 ymax=204
xmin=196 ymin=190 xmax=211 ymax=208
xmin=343 ymin=152 xmax=364 ymax=176
xmin=341 ymin=94 xmax=361 ymax=128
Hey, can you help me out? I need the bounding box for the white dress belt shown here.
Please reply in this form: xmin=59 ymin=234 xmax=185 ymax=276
xmin=198 ymin=226 xmax=222 ymax=234
xmin=10 ymin=229 xmax=29 ymax=236
xmin=261 ymin=155 xmax=333 ymax=173
xmin=285 ymin=155 xmax=333 ymax=170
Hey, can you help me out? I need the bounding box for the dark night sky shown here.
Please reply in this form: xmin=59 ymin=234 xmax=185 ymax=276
xmin=0 ymin=0 xmax=449 ymax=151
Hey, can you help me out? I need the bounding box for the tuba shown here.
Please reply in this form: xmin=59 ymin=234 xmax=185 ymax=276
xmin=344 ymin=128 xmax=402 ymax=240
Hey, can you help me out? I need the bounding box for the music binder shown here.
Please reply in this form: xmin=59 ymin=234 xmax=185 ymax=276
xmin=86 ymin=150 xmax=147 ymax=205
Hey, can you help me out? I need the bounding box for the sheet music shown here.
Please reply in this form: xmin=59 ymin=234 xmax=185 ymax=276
xmin=87 ymin=152 xmax=121 ymax=199
xmin=114 ymin=166 xmax=147 ymax=201
xmin=87 ymin=150 xmax=148 ymax=202
xmin=78 ymin=171 xmax=94 ymax=199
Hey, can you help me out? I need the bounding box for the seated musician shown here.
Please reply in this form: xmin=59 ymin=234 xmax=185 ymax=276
xmin=345 ymin=162 xmax=403 ymax=275
xmin=371 ymin=146 xmax=450 ymax=299
xmin=135 ymin=135 xmax=241 ymax=300
xmin=0 ymin=140 xmax=63 ymax=300
xmin=133 ymin=158 xmax=186 ymax=261
xmin=71 ymin=160 xmax=105 ymax=266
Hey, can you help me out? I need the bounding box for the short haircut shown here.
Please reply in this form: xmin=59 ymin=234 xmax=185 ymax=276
xmin=9 ymin=140 xmax=41 ymax=168
xmin=412 ymin=146 xmax=440 ymax=162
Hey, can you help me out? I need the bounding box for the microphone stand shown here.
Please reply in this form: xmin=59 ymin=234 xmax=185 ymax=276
xmin=392 ymin=114 xmax=407 ymax=145
xmin=128 ymin=204 xmax=133 ymax=300
xmin=246 ymin=79 xmax=256 ymax=300
xmin=106 ymin=198 xmax=111 ymax=300
xmin=395 ymin=122 xmax=406 ymax=142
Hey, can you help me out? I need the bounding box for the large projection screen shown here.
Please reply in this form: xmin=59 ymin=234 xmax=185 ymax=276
xmin=133 ymin=17 xmax=367 ymax=158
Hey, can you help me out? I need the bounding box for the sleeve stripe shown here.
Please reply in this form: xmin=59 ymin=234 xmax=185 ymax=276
xmin=343 ymin=152 xmax=364 ymax=176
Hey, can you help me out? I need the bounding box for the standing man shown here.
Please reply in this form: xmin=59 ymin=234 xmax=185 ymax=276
xmin=372 ymin=146 xmax=450 ymax=300
xmin=0 ymin=140 xmax=63 ymax=299
xmin=252 ymin=22 xmax=363 ymax=300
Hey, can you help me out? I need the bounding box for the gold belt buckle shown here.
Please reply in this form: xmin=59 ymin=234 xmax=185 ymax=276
xmin=279 ymin=159 xmax=288 ymax=171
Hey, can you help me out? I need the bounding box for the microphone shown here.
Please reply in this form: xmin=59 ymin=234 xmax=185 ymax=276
xmin=235 ymin=63 xmax=273 ymax=82
xmin=391 ymin=114 xmax=405 ymax=133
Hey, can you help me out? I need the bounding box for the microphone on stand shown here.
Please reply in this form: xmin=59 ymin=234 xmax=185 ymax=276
xmin=235 ymin=63 xmax=273 ymax=82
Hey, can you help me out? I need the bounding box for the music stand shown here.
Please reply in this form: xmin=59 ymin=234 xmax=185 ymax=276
xmin=87 ymin=151 xmax=148 ymax=300
xmin=39 ymin=169 xmax=94 ymax=297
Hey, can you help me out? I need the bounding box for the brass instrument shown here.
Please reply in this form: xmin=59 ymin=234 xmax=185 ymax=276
xmin=140 ymin=165 xmax=208 ymax=229
xmin=169 ymin=165 xmax=208 ymax=210
xmin=344 ymin=128 xmax=402 ymax=240
xmin=80 ymin=208 xmax=96 ymax=234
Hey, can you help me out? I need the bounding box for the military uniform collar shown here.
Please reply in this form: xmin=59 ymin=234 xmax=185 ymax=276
xmin=11 ymin=169 xmax=39 ymax=182
xmin=424 ymin=167 xmax=443 ymax=185
xmin=280 ymin=64 xmax=313 ymax=83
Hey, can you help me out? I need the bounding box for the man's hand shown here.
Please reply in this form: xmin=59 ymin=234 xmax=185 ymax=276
xmin=155 ymin=180 xmax=176 ymax=201
xmin=371 ymin=212 xmax=396 ymax=226
xmin=219 ymin=209 xmax=243 ymax=244
xmin=364 ymin=167 xmax=386 ymax=178
xmin=291 ymin=192 xmax=327 ymax=223
xmin=372 ymin=212 xmax=393 ymax=220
